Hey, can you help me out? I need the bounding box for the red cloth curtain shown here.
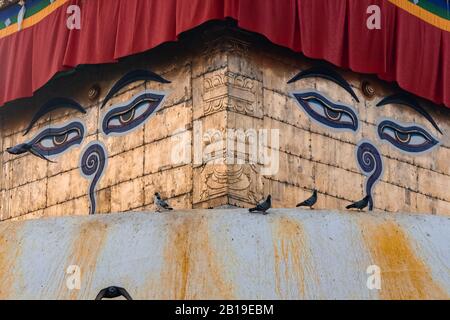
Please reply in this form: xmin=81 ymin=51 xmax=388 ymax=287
xmin=0 ymin=0 xmax=449 ymax=108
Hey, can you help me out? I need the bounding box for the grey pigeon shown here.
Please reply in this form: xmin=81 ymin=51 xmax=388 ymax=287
xmin=7 ymin=143 xmax=55 ymax=163
xmin=154 ymin=192 xmax=173 ymax=211
xmin=249 ymin=195 xmax=271 ymax=214
xmin=296 ymin=190 xmax=317 ymax=209
xmin=346 ymin=195 xmax=370 ymax=211
xmin=95 ymin=286 xmax=133 ymax=300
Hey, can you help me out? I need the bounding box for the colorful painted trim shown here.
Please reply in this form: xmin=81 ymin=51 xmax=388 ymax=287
xmin=0 ymin=0 xmax=68 ymax=39
xmin=389 ymin=0 xmax=450 ymax=31
xmin=411 ymin=0 xmax=450 ymax=20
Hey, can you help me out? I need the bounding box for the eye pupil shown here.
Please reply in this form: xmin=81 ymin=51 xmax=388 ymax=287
xmin=102 ymin=92 xmax=165 ymax=135
xmin=294 ymin=93 xmax=358 ymax=132
xmin=119 ymin=108 xmax=135 ymax=124
xmin=324 ymin=107 xmax=341 ymax=121
xmin=395 ymin=131 xmax=411 ymax=143
xmin=53 ymin=133 xmax=68 ymax=145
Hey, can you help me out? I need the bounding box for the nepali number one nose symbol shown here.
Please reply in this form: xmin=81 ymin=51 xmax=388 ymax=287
xmin=79 ymin=142 xmax=108 ymax=215
xmin=356 ymin=140 xmax=383 ymax=211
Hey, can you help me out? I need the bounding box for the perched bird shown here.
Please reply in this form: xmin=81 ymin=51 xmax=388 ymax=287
xmin=95 ymin=286 xmax=133 ymax=300
xmin=296 ymin=190 xmax=318 ymax=209
xmin=7 ymin=143 xmax=55 ymax=162
xmin=249 ymin=195 xmax=272 ymax=214
xmin=346 ymin=195 xmax=371 ymax=211
xmin=154 ymin=192 xmax=173 ymax=211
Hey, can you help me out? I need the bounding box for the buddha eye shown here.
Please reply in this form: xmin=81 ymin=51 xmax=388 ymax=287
xmin=377 ymin=120 xmax=439 ymax=154
xmin=37 ymin=129 xmax=82 ymax=151
xmin=291 ymin=90 xmax=358 ymax=132
xmin=32 ymin=122 xmax=85 ymax=157
xmin=101 ymin=90 xmax=166 ymax=136
xmin=7 ymin=121 xmax=85 ymax=162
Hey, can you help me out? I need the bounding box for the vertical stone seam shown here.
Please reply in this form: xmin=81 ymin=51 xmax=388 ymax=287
xmin=188 ymin=61 xmax=194 ymax=208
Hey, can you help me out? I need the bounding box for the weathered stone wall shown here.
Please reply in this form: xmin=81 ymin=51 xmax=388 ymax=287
xmin=0 ymin=25 xmax=449 ymax=221
xmin=255 ymin=50 xmax=450 ymax=214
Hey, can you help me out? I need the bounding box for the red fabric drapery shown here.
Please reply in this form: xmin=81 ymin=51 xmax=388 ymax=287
xmin=0 ymin=0 xmax=449 ymax=108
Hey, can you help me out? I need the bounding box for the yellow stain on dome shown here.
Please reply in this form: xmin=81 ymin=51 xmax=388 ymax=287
xmin=361 ymin=219 xmax=448 ymax=300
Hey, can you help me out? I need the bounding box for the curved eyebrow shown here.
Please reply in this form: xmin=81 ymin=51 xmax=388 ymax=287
xmin=287 ymin=66 xmax=359 ymax=102
xmin=101 ymin=70 xmax=171 ymax=108
xmin=376 ymin=93 xmax=442 ymax=135
xmin=24 ymin=98 xmax=86 ymax=135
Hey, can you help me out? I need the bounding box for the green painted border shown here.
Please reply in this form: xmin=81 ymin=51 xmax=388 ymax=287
xmin=414 ymin=0 xmax=450 ymax=20
xmin=0 ymin=0 xmax=51 ymax=30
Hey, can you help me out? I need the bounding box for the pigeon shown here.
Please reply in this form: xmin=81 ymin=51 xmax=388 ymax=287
xmin=296 ymin=190 xmax=318 ymax=209
xmin=346 ymin=195 xmax=371 ymax=211
xmin=154 ymin=192 xmax=173 ymax=211
xmin=7 ymin=143 xmax=55 ymax=163
xmin=95 ymin=286 xmax=133 ymax=300
xmin=249 ymin=195 xmax=271 ymax=214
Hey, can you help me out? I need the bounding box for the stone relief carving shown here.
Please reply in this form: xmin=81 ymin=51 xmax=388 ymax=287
xmin=202 ymin=36 xmax=250 ymax=58
xmin=198 ymin=164 xmax=260 ymax=204
xmin=203 ymin=70 xmax=257 ymax=116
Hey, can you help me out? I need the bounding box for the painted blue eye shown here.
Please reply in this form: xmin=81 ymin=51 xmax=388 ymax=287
xmin=291 ymin=90 xmax=358 ymax=132
xmin=377 ymin=120 xmax=439 ymax=154
xmin=101 ymin=90 xmax=165 ymax=136
xmin=38 ymin=130 xmax=80 ymax=150
xmin=31 ymin=121 xmax=85 ymax=157
xmin=7 ymin=121 xmax=85 ymax=162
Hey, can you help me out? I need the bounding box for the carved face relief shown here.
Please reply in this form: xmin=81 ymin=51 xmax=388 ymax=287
xmin=7 ymin=70 xmax=171 ymax=215
xmin=288 ymin=66 xmax=442 ymax=210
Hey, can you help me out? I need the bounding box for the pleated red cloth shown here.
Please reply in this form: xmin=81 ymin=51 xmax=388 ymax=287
xmin=0 ymin=0 xmax=448 ymax=108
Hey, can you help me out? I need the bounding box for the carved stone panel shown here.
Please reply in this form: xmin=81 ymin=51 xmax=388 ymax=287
xmin=197 ymin=68 xmax=262 ymax=119
xmin=193 ymin=163 xmax=263 ymax=206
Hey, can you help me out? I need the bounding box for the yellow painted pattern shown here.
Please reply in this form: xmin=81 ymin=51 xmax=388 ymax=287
xmin=389 ymin=0 xmax=450 ymax=32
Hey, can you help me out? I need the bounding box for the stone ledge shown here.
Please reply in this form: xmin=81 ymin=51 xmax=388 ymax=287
xmin=0 ymin=209 xmax=448 ymax=299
